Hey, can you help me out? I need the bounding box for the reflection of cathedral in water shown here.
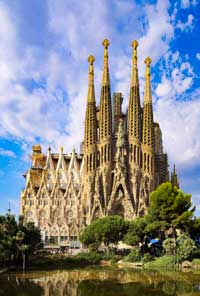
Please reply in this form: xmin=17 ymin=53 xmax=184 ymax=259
xmin=27 ymin=269 xmax=199 ymax=296
xmin=20 ymin=39 xmax=170 ymax=247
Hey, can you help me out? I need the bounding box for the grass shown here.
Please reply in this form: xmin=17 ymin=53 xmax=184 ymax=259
xmin=192 ymin=258 xmax=200 ymax=267
xmin=144 ymin=256 xmax=175 ymax=269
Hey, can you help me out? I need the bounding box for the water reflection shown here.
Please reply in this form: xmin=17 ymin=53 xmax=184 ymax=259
xmin=1 ymin=268 xmax=200 ymax=296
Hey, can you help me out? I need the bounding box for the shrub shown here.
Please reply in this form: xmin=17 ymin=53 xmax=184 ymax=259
xmin=163 ymin=238 xmax=176 ymax=256
xmin=125 ymin=248 xmax=141 ymax=262
xmin=75 ymin=251 xmax=103 ymax=264
xmin=176 ymin=234 xmax=196 ymax=262
xmin=141 ymin=253 xmax=152 ymax=263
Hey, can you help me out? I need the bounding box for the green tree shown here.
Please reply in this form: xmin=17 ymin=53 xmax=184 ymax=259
xmin=79 ymin=222 xmax=99 ymax=250
xmin=163 ymin=234 xmax=196 ymax=263
xmin=163 ymin=238 xmax=176 ymax=256
xmin=0 ymin=213 xmax=42 ymax=268
xmin=176 ymin=233 xmax=196 ymax=262
xmin=0 ymin=213 xmax=18 ymax=264
xmin=124 ymin=217 xmax=147 ymax=247
xmin=146 ymin=182 xmax=195 ymax=239
xmin=80 ymin=215 xmax=128 ymax=249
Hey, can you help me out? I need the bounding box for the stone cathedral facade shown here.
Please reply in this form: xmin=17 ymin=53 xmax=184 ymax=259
xmin=20 ymin=40 xmax=169 ymax=247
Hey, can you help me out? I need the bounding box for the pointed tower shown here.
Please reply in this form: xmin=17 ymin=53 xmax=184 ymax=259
xmin=139 ymin=57 xmax=155 ymax=214
xmin=84 ymin=55 xmax=98 ymax=173
xmin=99 ymin=39 xmax=112 ymax=166
xmin=127 ymin=40 xmax=142 ymax=212
xmin=171 ymin=164 xmax=179 ymax=188
xmin=128 ymin=40 xmax=141 ymax=158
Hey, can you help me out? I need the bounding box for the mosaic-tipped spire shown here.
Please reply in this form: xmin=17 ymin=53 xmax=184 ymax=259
xmin=102 ymin=39 xmax=110 ymax=86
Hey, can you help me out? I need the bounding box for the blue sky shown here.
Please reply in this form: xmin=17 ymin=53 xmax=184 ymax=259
xmin=0 ymin=0 xmax=200 ymax=216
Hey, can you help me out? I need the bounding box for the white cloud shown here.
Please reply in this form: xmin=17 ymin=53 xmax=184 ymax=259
xmin=154 ymin=51 xmax=200 ymax=167
xmin=196 ymin=53 xmax=200 ymax=60
xmin=176 ymin=14 xmax=194 ymax=32
xmin=0 ymin=0 xmax=199 ymax=173
xmin=180 ymin=0 xmax=197 ymax=9
xmin=0 ymin=148 xmax=16 ymax=158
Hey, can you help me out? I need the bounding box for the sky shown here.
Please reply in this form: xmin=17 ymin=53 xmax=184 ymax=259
xmin=0 ymin=0 xmax=200 ymax=216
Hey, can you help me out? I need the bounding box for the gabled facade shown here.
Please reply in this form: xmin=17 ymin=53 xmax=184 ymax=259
xmin=20 ymin=40 xmax=170 ymax=247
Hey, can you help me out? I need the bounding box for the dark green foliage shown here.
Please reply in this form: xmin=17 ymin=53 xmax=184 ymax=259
xmin=80 ymin=215 xmax=128 ymax=248
xmin=0 ymin=213 xmax=42 ymax=268
xmin=146 ymin=182 xmax=195 ymax=239
xmin=29 ymin=252 xmax=104 ymax=268
xmin=176 ymin=234 xmax=196 ymax=262
xmin=125 ymin=248 xmax=141 ymax=262
xmin=141 ymin=253 xmax=152 ymax=263
xmin=163 ymin=233 xmax=196 ymax=263
xmin=163 ymin=238 xmax=176 ymax=256
xmin=124 ymin=217 xmax=147 ymax=246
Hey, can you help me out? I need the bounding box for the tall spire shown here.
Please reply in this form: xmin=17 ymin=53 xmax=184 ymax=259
xmin=87 ymin=55 xmax=95 ymax=103
xmin=171 ymin=164 xmax=179 ymax=188
xmin=144 ymin=57 xmax=152 ymax=104
xmin=128 ymin=40 xmax=141 ymax=167
xmin=131 ymin=40 xmax=139 ymax=87
xmin=84 ymin=55 xmax=97 ymax=172
xmin=102 ymin=39 xmax=110 ymax=86
xmin=99 ymin=38 xmax=112 ymax=146
xmin=142 ymin=57 xmax=154 ymax=147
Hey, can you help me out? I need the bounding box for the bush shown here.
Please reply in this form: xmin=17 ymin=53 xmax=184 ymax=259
xmin=141 ymin=253 xmax=152 ymax=263
xmin=163 ymin=238 xmax=176 ymax=256
xmin=125 ymin=248 xmax=141 ymax=262
xmin=111 ymin=255 xmax=122 ymax=264
xmin=75 ymin=251 xmax=103 ymax=264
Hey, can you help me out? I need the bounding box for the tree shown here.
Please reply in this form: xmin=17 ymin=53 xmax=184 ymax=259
xmin=163 ymin=234 xmax=196 ymax=263
xmin=163 ymin=238 xmax=176 ymax=256
xmin=124 ymin=217 xmax=147 ymax=247
xmin=146 ymin=182 xmax=195 ymax=239
xmin=0 ymin=213 xmax=42 ymax=268
xmin=176 ymin=234 xmax=196 ymax=262
xmin=80 ymin=215 xmax=128 ymax=249
xmin=79 ymin=222 xmax=99 ymax=250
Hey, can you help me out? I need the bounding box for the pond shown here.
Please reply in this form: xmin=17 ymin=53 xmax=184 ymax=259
xmin=0 ymin=266 xmax=200 ymax=295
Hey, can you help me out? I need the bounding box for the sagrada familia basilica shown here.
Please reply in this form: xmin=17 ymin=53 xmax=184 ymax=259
xmin=20 ymin=39 xmax=178 ymax=247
